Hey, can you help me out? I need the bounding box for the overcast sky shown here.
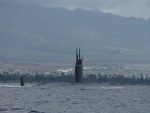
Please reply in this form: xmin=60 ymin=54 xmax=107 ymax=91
xmin=3 ymin=0 xmax=150 ymax=19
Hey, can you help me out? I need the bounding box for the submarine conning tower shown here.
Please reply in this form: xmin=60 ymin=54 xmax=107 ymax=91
xmin=75 ymin=48 xmax=83 ymax=83
xmin=20 ymin=76 xmax=25 ymax=86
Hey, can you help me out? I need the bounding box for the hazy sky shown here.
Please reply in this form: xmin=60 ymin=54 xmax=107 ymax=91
xmin=3 ymin=0 xmax=150 ymax=19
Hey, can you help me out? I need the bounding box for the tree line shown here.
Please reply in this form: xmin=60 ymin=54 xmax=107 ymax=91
xmin=0 ymin=71 xmax=150 ymax=85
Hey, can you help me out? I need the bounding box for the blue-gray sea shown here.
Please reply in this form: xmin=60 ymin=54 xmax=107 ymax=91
xmin=0 ymin=83 xmax=150 ymax=113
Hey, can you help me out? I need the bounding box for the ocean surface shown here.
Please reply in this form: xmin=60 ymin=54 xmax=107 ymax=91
xmin=0 ymin=83 xmax=150 ymax=113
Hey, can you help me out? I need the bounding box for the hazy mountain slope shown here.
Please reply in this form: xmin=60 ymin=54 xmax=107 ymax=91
xmin=0 ymin=1 xmax=150 ymax=66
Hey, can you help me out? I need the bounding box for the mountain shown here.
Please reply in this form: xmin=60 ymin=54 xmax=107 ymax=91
xmin=0 ymin=1 xmax=150 ymax=70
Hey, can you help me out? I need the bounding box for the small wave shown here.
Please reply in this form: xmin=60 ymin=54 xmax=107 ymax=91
xmin=28 ymin=110 xmax=44 ymax=113
xmin=0 ymin=108 xmax=8 ymax=111
xmin=0 ymin=84 xmax=32 ymax=88
xmin=81 ymin=87 xmax=101 ymax=90
xmin=11 ymin=107 xmax=24 ymax=111
xmin=101 ymin=86 xmax=124 ymax=90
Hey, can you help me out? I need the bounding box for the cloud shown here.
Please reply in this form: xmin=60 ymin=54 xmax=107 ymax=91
xmin=3 ymin=0 xmax=150 ymax=19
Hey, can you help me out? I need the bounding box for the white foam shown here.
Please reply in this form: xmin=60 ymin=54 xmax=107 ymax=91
xmin=0 ymin=84 xmax=32 ymax=88
xmin=101 ymin=86 xmax=124 ymax=90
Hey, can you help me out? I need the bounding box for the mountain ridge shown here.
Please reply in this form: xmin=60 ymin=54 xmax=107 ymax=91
xmin=0 ymin=1 xmax=150 ymax=69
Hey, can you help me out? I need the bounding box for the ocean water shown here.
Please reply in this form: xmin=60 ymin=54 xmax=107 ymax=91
xmin=0 ymin=83 xmax=150 ymax=113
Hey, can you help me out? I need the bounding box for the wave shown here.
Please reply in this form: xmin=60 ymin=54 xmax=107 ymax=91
xmin=101 ymin=86 xmax=124 ymax=90
xmin=0 ymin=84 xmax=32 ymax=88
